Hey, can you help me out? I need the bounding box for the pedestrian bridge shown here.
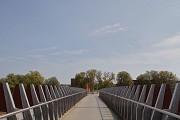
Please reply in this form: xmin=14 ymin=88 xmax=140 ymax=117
xmin=0 ymin=82 xmax=180 ymax=120
xmin=62 ymin=94 xmax=119 ymax=120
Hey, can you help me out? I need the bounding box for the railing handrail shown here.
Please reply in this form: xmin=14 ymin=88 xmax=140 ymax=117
xmin=0 ymin=91 xmax=86 ymax=119
xmin=101 ymin=91 xmax=180 ymax=119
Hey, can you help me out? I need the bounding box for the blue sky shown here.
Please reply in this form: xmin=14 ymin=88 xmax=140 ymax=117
xmin=1 ymin=1 xmax=180 ymax=84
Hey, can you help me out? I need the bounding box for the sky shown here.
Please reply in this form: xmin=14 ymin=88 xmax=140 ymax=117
xmin=1 ymin=1 xmax=180 ymax=84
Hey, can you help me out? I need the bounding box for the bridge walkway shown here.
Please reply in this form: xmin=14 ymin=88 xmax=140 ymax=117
xmin=62 ymin=94 xmax=120 ymax=120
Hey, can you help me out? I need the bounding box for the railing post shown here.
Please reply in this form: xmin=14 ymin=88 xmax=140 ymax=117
xmin=161 ymin=83 xmax=180 ymax=120
xmin=36 ymin=85 xmax=50 ymax=120
xmin=0 ymin=83 xmax=18 ymax=119
xmin=151 ymin=84 xmax=166 ymax=120
xmin=43 ymin=85 xmax=55 ymax=120
xmin=59 ymin=86 xmax=65 ymax=115
xmin=13 ymin=84 xmax=33 ymax=120
xmin=124 ymin=86 xmax=132 ymax=120
xmin=54 ymin=86 xmax=61 ymax=119
xmin=1 ymin=83 xmax=16 ymax=113
xmin=142 ymin=84 xmax=155 ymax=120
xmin=136 ymin=85 xmax=147 ymax=120
xmin=49 ymin=86 xmax=58 ymax=120
xmin=131 ymin=85 xmax=141 ymax=120
xmin=127 ymin=85 xmax=136 ymax=120
xmin=117 ymin=87 xmax=123 ymax=113
xmin=121 ymin=86 xmax=128 ymax=116
xmin=26 ymin=84 xmax=43 ymax=120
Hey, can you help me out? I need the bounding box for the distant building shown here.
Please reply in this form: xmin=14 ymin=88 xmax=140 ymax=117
xmin=71 ymin=78 xmax=76 ymax=87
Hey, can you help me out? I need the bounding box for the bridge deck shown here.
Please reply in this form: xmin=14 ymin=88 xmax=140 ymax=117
xmin=62 ymin=94 xmax=120 ymax=120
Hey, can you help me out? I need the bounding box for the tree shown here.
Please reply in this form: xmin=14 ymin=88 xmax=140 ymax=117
xmin=146 ymin=70 xmax=159 ymax=81
xmin=156 ymin=71 xmax=177 ymax=84
xmin=0 ymin=74 xmax=27 ymax=90
xmin=0 ymin=78 xmax=6 ymax=83
xmin=136 ymin=70 xmax=177 ymax=85
xmin=103 ymin=72 xmax=115 ymax=81
xmin=136 ymin=70 xmax=159 ymax=85
xmin=96 ymin=71 xmax=115 ymax=89
xmin=86 ymin=69 xmax=97 ymax=91
xmin=73 ymin=70 xmax=115 ymax=90
xmin=0 ymin=71 xmax=62 ymax=92
xmin=95 ymin=70 xmax=103 ymax=89
xmin=6 ymin=73 xmax=19 ymax=90
xmin=74 ymin=72 xmax=86 ymax=88
xmin=136 ymin=73 xmax=151 ymax=85
xmin=16 ymin=74 xmax=27 ymax=84
xmin=103 ymin=80 xmax=114 ymax=88
xmin=116 ymin=71 xmax=133 ymax=86
xmin=102 ymin=72 xmax=115 ymax=88
xmin=75 ymin=72 xmax=86 ymax=88
xmin=45 ymin=77 xmax=60 ymax=86
xmin=25 ymin=71 xmax=44 ymax=85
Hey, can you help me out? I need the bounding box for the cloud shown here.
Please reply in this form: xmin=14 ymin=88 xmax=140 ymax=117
xmin=26 ymin=54 xmax=45 ymax=59
xmin=148 ymin=48 xmax=180 ymax=59
xmin=9 ymin=56 xmax=28 ymax=61
xmin=147 ymin=33 xmax=180 ymax=63
xmin=153 ymin=33 xmax=180 ymax=48
xmin=32 ymin=47 xmax=88 ymax=56
xmin=4 ymin=49 xmax=89 ymax=62
xmin=0 ymin=56 xmax=29 ymax=63
xmin=49 ymin=52 xmax=63 ymax=56
xmin=32 ymin=47 xmax=60 ymax=52
xmin=79 ymin=47 xmax=180 ymax=68
xmin=89 ymin=23 xmax=128 ymax=36
xmin=63 ymin=49 xmax=88 ymax=55
xmin=50 ymin=49 xmax=88 ymax=56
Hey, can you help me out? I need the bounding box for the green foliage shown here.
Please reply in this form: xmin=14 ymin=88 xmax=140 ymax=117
xmin=25 ymin=71 xmax=45 ymax=85
xmin=74 ymin=69 xmax=115 ymax=90
xmin=96 ymin=70 xmax=103 ymax=89
xmin=96 ymin=70 xmax=115 ymax=89
xmin=136 ymin=70 xmax=177 ymax=85
xmin=102 ymin=80 xmax=114 ymax=88
xmin=0 ymin=78 xmax=6 ymax=83
xmin=136 ymin=73 xmax=151 ymax=85
xmin=0 ymin=71 xmax=45 ymax=90
xmin=116 ymin=71 xmax=134 ymax=86
xmin=6 ymin=73 xmax=19 ymax=90
xmin=86 ymin=69 xmax=97 ymax=82
xmin=86 ymin=69 xmax=97 ymax=91
xmin=103 ymin=72 xmax=115 ymax=81
xmin=0 ymin=73 xmax=27 ymax=90
xmin=74 ymin=72 xmax=86 ymax=88
xmin=0 ymin=71 xmax=61 ymax=91
xmin=45 ymin=77 xmax=60 ymax=86
xmin=155 ymin=71 xmax=177 ymax=84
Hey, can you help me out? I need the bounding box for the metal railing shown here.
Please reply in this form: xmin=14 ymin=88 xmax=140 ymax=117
xmin=0 ymin=83 xmax=87 ymax=120
xmin=99 ymin=83 xmax=180 ymax=120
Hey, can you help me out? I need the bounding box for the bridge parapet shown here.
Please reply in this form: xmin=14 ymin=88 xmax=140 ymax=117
xmin=0 ymin=83 xmax=87 ymax=120
xmin=99 ymin=83 xmax=180 ymax=120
